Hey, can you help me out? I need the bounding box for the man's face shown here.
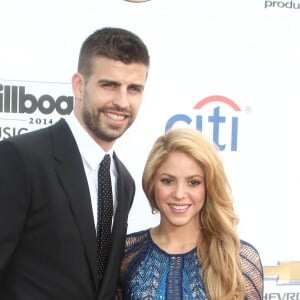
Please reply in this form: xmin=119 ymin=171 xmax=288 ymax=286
xmin=73 ymin=56 xmax=148 ymax=150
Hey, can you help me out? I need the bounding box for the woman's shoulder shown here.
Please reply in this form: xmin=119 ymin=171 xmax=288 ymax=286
xmin=126 ymin=228 xmax=150 ymax=241
xmin=240 ymin=239 xmax=264 ymax=299
xmin=240 ymin=239 xmax=262 ymax=264
xmin=124 ymin=229 xmax=151 ymax=252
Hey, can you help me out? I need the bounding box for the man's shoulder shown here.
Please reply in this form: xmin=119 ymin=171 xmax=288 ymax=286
xmin=0 ymin=118 xmax=73 ymax=158
xmin=0 ymin=118 xmax=67 ymax=145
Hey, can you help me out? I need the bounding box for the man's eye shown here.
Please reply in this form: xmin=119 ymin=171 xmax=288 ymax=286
xmin=102 ymin=82 xmax=116 ymax=88
xmin=128 ymin=86 xmax=142 ymax=93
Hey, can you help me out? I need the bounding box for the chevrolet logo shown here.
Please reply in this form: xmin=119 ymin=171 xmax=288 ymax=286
xmin=264 ymin=262 xmax=300 ymax=285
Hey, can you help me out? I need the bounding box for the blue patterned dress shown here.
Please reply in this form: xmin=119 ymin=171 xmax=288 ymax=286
xmin=117 ymin=229 xmax=263 ymax=300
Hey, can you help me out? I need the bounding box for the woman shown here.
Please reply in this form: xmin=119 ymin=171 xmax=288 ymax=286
xmin=117 ymin=128 xmax=263 ymax=299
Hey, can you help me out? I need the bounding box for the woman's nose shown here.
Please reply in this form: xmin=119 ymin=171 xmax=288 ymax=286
xmin=172 ymin=184 xmax=187 ymax=200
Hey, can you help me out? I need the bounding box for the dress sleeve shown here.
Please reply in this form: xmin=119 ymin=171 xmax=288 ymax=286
xmin=240 ymin=240 xmax=264 ymax=300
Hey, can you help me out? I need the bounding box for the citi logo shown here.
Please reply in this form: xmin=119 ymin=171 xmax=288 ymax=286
xmin=0 ymin=84 xmax=74 ymax=115
xmin=165 ymin=95 xmax=241 ymax=151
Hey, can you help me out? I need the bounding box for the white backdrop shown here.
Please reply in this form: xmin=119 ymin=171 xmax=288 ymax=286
xmin=1 ymin=0 xmax=300 ymax=297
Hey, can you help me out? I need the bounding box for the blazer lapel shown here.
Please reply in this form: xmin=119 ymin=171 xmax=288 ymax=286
xmin=98 ymin=153 xmax=135 ymax=299
xmin=50 ymin=119 xmax=98 ymax=288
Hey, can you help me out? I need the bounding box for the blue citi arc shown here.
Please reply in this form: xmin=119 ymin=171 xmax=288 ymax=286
xmin=165 ymin=95 xmax=241 ymax=151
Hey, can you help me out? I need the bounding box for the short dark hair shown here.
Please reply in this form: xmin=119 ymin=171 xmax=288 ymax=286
xmin=78 ymin=27 xmax=150 ymax=77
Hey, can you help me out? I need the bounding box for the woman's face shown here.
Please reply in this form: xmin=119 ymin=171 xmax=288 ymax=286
xmin=153 ymin=151 xmax=206 ymax=229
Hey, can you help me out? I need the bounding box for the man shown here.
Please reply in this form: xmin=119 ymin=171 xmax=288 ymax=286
xmin=0 ymin=27 xmax=150 ymax=300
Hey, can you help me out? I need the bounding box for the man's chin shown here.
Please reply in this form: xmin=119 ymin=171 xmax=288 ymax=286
xmin=98 ymin=129 xmax=126 ymax=142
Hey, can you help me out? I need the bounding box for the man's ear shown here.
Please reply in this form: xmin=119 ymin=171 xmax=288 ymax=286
xmin=72 ymin=72 xmax=84 ymax=100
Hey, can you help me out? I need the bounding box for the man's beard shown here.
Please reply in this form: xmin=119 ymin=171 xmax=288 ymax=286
xmin=82 ymin=107 xmax=132 ymax=142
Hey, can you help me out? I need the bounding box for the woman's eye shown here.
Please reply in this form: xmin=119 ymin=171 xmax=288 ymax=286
xmin=161 ymin=178 xmax=173 ymax=184
xmin=189 ymin=180 xmax=201 ymax=186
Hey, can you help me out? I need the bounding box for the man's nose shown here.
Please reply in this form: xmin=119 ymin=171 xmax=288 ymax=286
xmin=112 ymin=88 xmax=129 ymax=108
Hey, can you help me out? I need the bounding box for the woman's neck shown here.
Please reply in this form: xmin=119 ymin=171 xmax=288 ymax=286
xmin=150 ymin=225 xmax=200 ymax=254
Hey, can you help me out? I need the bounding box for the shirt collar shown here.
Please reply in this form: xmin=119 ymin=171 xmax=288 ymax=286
xmin=66 ymin=112 xmax=113 ymax=170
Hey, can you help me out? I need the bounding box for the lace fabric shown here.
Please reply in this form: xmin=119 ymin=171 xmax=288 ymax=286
xmin=117 ymin=230 xmax=263 ymax=300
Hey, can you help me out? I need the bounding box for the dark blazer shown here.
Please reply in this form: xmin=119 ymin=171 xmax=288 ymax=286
xmin=0 ymin=118 xmax=135 ymax=300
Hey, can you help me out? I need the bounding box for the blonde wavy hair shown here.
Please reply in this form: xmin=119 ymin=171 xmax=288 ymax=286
xmin=142 ymin=128 xmax=245 ymax=300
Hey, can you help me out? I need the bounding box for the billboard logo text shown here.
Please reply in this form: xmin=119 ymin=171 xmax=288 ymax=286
xmin=0 ymin=84 xmax=73 ymax=115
